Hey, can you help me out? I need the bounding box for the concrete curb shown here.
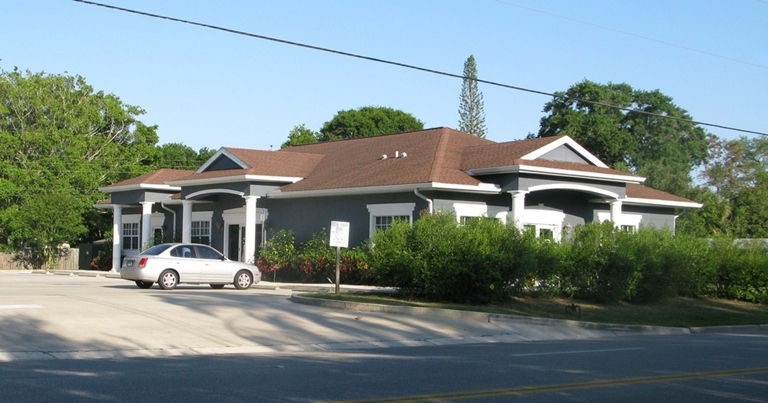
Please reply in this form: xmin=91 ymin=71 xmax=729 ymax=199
xmin=289 ymin=294 xmax=692 ymax=335
xmin=688 ymin=324 xmax=768 ymax=333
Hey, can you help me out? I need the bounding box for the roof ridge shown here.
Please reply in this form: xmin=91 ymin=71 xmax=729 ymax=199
xmin=428 ymin=129 xmax=451 ymax=182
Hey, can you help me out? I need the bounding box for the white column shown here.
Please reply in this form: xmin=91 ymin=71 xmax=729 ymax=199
xmin=111 ymin=205 xmax=122 ymax=272
xmin=182 ymin=200 xmax=193 ymax=243
xmin=140 ymin=201 xmax=154 ymax=249
xmin=507 ymin=191 xmax=527 ymax=229
xmin=243 ymin=196 xmax=259 ymax=264
xmin=610 ymin=199 xmax=622 ymax=228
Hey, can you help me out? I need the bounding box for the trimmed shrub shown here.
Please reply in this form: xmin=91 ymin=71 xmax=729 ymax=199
xmin=710 ymin=238 xmax=768 ymax=303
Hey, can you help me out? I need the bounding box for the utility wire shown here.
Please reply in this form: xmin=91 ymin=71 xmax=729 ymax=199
xmin=72 ymin=0 xmax=767 ymax=137
xmin=493 ymin=0 xmax=768 ymax=71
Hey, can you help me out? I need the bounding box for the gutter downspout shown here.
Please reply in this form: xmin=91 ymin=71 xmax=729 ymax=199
xmin=161 ymin=203 xmax=177 ymax=241
xmin=414 ymin=188 xmax=433 ymax=214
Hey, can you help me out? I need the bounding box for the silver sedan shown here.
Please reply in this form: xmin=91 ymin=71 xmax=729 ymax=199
xmin=120 ymin=243 xmax=261 ymax=290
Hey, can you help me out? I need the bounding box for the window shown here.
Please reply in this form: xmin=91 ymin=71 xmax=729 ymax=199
xmin=191 ymin=221 xmax=210 ymax=245
xmin=171 ymin=246 xmax=195 ymax=258
xmin=374 ymin=215 xmax=409 ymax=232
xmin=123 ymin=222 xmax=140 ymax=250
xmin=367 ymin=203 xmax=415 ymax=238
xmin=524 ymin=224 xmax=555 ymax=240
xmin=620 ymin=225 xmax=637 ymax=233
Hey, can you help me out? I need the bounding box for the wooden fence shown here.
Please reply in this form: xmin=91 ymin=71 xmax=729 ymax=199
xmin=0 ymin=249 xmax=80 ymax=270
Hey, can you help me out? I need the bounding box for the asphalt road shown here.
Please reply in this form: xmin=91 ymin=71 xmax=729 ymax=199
xmin=1 ymin=272 xmax=767 ymax=402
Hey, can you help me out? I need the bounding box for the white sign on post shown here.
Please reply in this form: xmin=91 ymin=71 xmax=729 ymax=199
xmin=329 ymin=221 xmax=350 ymax=295
xmin=329 ymin=221 xmax=350 ymax=248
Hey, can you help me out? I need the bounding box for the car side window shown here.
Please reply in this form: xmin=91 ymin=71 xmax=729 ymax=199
xmin=171 ymin=246 xmax=195 ymax=258
xmin=196 ymin=246 xmax=222 ymax=260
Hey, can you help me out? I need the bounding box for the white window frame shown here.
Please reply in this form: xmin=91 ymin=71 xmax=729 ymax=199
xmin=191 ymin=211 xmax=213 ymax=245
xmin=434 ymin=200 xmax=507 ymax=223
xmin=595 ymin=210 xmax=642 ymax=232
xmin=520 ymin=207 xmax=565 ymax=242
xmin=367 ymin=203 xmax=415 ymax=238
xmin=122 ymin=214 xmax=141 ymax=253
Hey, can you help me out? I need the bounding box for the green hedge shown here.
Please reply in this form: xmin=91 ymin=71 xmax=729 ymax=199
xmin=256 ymin=214 xmax=768 ymax=304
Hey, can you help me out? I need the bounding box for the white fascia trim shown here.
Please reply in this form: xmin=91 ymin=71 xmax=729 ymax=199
xmin=621 ymin=197 xmax=703 ymax=209
xmin=467 ymin=164 xmax=644 ymax=184
xmin=521 ymin=136 xmax=608 ymax=168
xmin=268 ymin=182 xmax=501 ymax=199
xmin=527 ymin=183 xmax=619 ymax=199
xmin=98 ymin=184 xmax=181 ymax=193
xmin=186 ymin=188 xmax=245 ymax=199
xmin=168 ymin=174 xmax=303 ymax=187
xmin=196 ymin=148 xmax=250 ymax=173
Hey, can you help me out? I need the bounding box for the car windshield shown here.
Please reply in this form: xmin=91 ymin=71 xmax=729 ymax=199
xmin=141 ymin=244 xmax=174 ymax=256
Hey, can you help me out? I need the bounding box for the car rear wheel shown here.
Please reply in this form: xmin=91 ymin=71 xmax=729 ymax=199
xmin=233 ymin=270 xmax=253 ymax=290
xmin=135 ymin=280 xmax=153 ymax=289
xmin=158 ymin=270 xmax=179 ymax=290
xmin=209 ymin=284 xmax=225 ymax=289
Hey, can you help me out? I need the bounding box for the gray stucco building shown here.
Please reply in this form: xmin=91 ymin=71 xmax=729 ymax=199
xmin=96 ymin=127 xmax=701 ymax=271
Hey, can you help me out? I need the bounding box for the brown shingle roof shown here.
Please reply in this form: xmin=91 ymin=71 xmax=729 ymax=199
xmin=278 ymin=127 xmax=494 ymax=191
xmin=99 ymin=130 xmax=696 ymax=206
xmin=626 ymin=184 xmax=697 ymax=203
xmin=171 ymin=149 xmax=323 ymax=182
xmin=101 ymin=169 xmax=193 ymax=189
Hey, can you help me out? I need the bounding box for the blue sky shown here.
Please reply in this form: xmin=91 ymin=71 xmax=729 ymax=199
xmin=3 ymin=0 xmax=766 ymax=151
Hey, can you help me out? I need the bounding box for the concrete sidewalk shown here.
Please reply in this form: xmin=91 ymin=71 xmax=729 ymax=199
xmin=29 ymin=269 xmax=705 ymax=335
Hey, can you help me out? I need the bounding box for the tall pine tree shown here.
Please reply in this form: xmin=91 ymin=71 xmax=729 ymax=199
xmin=458 ymin=55 xmax=487 ymax=138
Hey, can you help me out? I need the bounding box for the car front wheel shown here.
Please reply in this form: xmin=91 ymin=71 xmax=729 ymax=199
xmin=233 ymin=270 xmax=253 ymax=290
xmin=158 ymin=270 xmax=179 ymax=290
xmin=135 ymin=280 xmax=153 ymax=289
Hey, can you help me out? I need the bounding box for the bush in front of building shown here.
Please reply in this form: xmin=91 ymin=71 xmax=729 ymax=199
xmin=367 ymin=213 xmax=768 ymax=305
xmin=256 ymin=229 xmax=371 ymax=284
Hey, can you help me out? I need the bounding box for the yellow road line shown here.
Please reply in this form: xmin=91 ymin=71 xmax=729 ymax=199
xmin=330 ymin=367 xmax=768 ymax=403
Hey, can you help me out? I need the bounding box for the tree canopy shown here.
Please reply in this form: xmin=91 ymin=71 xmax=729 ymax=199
xmin=458 ymin=55 xmax=487 ymax=138
xmin=533 ymin=80 xmax=709 ymax=195
xmin=316 ymin=106 xmax=424 ymax=142
xmin=0 ymin=68 xmax=159 ymax=267
xmin=281 ymin=124 xmax=319 ymax=149
xmin=153 ymin=143 xmax=216 ymax=170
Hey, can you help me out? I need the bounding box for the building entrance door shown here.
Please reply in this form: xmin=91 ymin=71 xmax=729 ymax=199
xmin=227 ymin=224 xmax=240 ymax=261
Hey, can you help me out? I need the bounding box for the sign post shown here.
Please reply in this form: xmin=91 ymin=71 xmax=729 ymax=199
xmin=329 ymin=221 xmax=350 ymax=294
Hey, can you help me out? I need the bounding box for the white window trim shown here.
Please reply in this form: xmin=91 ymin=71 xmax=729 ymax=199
xmin=434 ymin=200 xmax=507 ymax=223
xmin=520 ymin=207 xmax=565 ymax=242
xmin=122 ymin=214 xmax=141 ymax=252
xmin=367 ymin=203 xmax=415 ymax=238
xmin=191 ymin=211 xmax=213 ymax=245
xmin=595 ymin=210 xmax=642 ymax=230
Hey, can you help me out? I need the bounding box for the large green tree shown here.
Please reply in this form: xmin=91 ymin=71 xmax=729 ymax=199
xmin=154 ymin=143 xmax=216 ymax=169
xmin=533 ymin=80 xmax=709 ymax=196
xmin=281 ymin=124 xmax=319 ymax=148
xmin=701 ymin=135 xmax=768 ymax=199
xmin=316 ymin=106 xmax=424 ymax=142
xmin=680 ymin=135 xmax=768 ymax=238
xmin=0 ymin=68 xmax=159 ymax=267
xmin=458 ymin=55 xmax=487 ymax=138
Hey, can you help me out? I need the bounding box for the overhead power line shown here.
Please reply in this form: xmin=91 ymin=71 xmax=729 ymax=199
xmin=493 ymin=0 xmax=768 ymax=71
xmin=72 ymin=0 xmax=767 ymax=137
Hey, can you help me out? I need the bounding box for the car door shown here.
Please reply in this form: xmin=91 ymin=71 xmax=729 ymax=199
xmin=195 ymin=245 xmax=232 ymax=283
xmin=169 ymin=245 xmax=203 ymax=282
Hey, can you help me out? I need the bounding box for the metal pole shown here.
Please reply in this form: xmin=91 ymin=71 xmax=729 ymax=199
xmin=335 ymin=246 xmax=341 ymax=294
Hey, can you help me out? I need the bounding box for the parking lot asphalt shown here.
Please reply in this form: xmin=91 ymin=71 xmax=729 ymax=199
xmin=0 ymin=270 xmax=761 ymax=362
